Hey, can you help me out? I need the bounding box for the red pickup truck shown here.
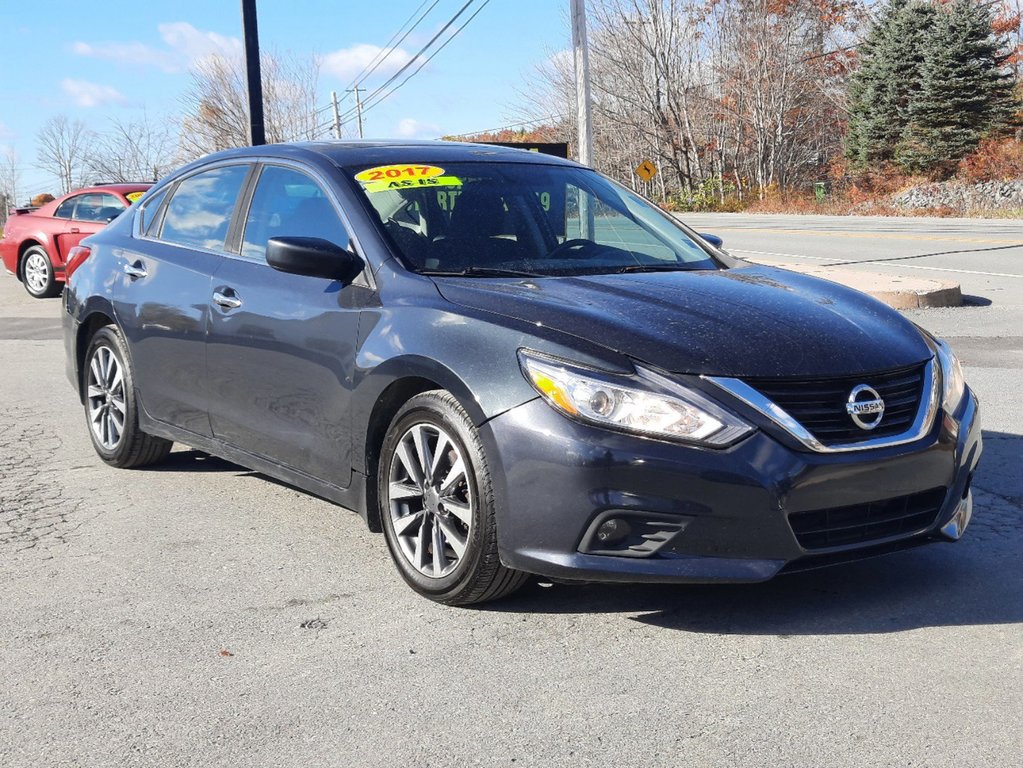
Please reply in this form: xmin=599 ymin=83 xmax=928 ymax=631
xmin=1 ymin=183 xmax=151 ymax=298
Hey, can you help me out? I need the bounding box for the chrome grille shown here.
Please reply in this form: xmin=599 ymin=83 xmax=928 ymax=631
xmin=744 ymin=363 xmax=926 ymax=446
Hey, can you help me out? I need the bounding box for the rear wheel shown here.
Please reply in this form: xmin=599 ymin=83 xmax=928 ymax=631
xmin=21 ymin=246 xmax=59 ymax=298
xmin=378 ymin=390 xmax=527 ymax=605
xmin=83 ymin=326 xmax=172 ymax=468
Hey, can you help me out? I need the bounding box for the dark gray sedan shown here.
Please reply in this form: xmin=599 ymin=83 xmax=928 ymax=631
xmin=62 ymin=141 xmax=981 ymax=604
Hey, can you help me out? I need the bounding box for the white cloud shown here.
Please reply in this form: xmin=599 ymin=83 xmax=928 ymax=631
xmin=71 ymin=22 xmax=241 ymax=73
xmin=157 ymin=22 xmax=242 ymax=64
xmin=61 ymin=79 xmax=128 ymax=108
xmin=71 ymin=40 xmax=176 ymax=72
xmin=395 ymin=118 xmax=441 ymax=139
xmin=321 ymin=44 xmax=416 ymax=82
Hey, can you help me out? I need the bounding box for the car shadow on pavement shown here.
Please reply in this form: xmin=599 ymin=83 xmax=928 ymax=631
xmin=488 ymin=429 xmax=1022 ymax=635
xmin=144 ymin=449 xmax=244 ymax=473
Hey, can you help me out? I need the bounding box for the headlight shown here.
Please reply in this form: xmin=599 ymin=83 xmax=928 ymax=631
xmin=935 ymin=339 xmax=966 ymax=413
xmin=518 ymin=350 xmax=754 ymax=446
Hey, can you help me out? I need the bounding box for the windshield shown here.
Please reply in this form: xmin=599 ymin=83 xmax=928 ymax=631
xmin=349 ymin=162 xmax=720 ymax=277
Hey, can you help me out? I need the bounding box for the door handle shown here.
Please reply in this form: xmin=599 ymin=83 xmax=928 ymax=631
xmin=213 ymin=290 xmax=242 ymax=310
xmin=70 ymin=227 xmax=80 ymax=234
xmin=123 ymin=261 xmax=148 ymax=279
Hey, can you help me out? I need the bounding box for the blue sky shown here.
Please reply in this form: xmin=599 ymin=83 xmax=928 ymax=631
xmin=0 ymin=1 xmax=569 ymax=196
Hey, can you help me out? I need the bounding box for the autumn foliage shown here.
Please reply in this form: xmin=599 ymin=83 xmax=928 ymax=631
xmin=958 ymin=136 xmax=1023 ymax=181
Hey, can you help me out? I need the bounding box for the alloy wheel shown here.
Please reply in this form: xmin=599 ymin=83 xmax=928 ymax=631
xmin=386 ymin=423 xmax=473 ymax=579
xmin=23 ymin=252 xmax=50 ymax=294
xmin=86 ymin=345 xmax=127 ymax=450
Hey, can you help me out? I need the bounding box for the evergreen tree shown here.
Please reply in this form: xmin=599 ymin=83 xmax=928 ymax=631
xmin=845 ymin=0 xmax=935 ymax=166
xmin=896 ymin=0 xmax=1018 ymax=174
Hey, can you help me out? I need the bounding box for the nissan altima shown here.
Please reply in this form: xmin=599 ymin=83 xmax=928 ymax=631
xmin=63 ymin=141 xmax=981 ymax=604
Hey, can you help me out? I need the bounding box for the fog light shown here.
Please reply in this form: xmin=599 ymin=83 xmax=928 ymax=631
xmin=596 ymin=517 xmax=631 ymax=545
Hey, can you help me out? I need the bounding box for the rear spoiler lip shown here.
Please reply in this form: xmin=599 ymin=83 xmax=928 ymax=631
xmin=11 ymin=207 xmax=38 ymax=215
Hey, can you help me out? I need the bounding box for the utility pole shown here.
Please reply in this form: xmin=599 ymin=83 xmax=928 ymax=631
xmin=240 ymin=0 xmax=265 ymax=146
xmin=347 ymin=84 xmax=366 ymax=139
xmin=331 ymin=90 xmax=342 ymax=139
xmin=570 ymin=0 xmax=593 ymax=168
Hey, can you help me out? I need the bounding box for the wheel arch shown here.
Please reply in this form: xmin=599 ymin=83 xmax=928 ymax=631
xmin=16 ymin=239 xmax=48 ymax=280
xmin=357 ymin=358 xmax=486 ymax=533
xmin=74 ymin=305 xmax=119 ymax=401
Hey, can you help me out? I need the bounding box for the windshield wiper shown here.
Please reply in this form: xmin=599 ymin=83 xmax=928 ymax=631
xmin=612 ymin=263 xmax=693 ymax=274
xmin=421 ymin=266 xmax=545 ymax=278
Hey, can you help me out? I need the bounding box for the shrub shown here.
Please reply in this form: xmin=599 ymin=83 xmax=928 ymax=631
xmin=958 ymin=137 xmax=1023 ymax=182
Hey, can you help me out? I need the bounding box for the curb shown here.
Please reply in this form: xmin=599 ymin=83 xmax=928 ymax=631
xmin=741 ymin=258 xmax=963 ymax=309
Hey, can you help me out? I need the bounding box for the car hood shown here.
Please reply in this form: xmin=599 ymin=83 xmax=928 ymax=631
xmin=433 ymin=265 xmax=933 ymax=377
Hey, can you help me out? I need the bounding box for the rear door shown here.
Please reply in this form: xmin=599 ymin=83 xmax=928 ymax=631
xmin=206 ymin=163 xmax=364 ymax=486
xmin=112 ymin=164 xmax=253 ymax=437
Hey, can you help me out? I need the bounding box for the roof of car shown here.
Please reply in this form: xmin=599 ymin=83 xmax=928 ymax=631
xmin=204 ymin=139 xmax=580 ymax=170
xmin=61 ymin=183 xmax=153 ymax=198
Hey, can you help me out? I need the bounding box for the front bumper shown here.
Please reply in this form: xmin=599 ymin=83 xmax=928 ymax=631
xmin=480 ymin=389 xmax=981 ymax=583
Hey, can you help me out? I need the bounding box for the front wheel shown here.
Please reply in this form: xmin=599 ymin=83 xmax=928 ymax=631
xmin=378 ymin=391 xmax=527 ymax=605
xmin=21 ymin=246 xmax=60 ymax=298
xmin=83 ymin=326 xmax=172 ymax=468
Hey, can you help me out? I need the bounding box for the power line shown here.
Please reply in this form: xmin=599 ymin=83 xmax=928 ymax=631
xmin=337 ymin=0 xmax=491 ymax=125
xmin=444 ymin=114 xmax=567 ymax=139
xmin=335 ymin=0 xmax=481 ymax=124
xmin=308 ymin=0 xmax=440 ymax=127
xmin=340 ymin=0 xmax=440 ymax=94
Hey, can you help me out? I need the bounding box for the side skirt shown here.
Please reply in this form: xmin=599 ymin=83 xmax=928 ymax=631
xmin=138 ymin=410 xmax=371 ymax=527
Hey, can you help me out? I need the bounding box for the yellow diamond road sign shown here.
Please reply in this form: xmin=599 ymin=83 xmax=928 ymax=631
xmin=635 ymin=159 xmax=658 ymax=182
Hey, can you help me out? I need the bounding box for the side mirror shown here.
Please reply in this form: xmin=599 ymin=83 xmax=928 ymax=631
xmin=266 ymin=237 xmax=364 ymax=284
xmin=698 ymin=232 xmax=724 ymax=249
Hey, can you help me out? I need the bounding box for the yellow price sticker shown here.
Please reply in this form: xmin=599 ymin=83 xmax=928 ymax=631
xmin=125 ymin=191 xmax=146 ymax=203
xmin=362 ymin=176 xmax=462 ymax=193
xmin=355 ymin=164 xmax=445 ymax=183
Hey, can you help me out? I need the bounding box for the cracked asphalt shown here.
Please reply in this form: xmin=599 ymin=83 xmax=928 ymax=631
xmin=1 ymin=220 xmax=1021 ymax=767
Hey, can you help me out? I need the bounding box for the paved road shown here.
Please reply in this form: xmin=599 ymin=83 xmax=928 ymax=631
xmin=1 ymin=222 xmax=1021 ymax=767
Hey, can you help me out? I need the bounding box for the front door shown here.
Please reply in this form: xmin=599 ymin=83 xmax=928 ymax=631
xmin=205 ymin=164 xmax=363 ymax=487
xmin=56 ymin=193 xmax=126 ymax=265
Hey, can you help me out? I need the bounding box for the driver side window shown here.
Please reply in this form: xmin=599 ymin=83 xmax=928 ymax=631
xmin=241 ymin=166 xmax=349 ymax=261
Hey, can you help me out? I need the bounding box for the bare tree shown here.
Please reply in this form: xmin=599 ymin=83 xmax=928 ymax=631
xmin=178 ymin=50 xmax=321 ymax=159
xmin=518 ymin=0 xmax=862 ymax=202
xmin=36 ymin=115 xmax=93 ymax=194
xmin=0 ymin=148 xmax=20 ymax=224
xmin=87 ymin=112 xmax=180 ymax=183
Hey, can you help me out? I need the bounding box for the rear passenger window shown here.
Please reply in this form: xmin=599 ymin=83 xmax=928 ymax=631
xmin=160 ymin=165 xmax=250 ymax=251
xmin=241 ymin=166 xmax=349 ymax=261
xmin=138 ymin=187 xmax=170 ymax=237
xmin=55 ymin=198 xmax=78 ymax=219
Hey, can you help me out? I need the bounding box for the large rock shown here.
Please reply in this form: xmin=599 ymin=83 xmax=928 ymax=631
xmin=892 ymin=179 xmax=1023 ymax=212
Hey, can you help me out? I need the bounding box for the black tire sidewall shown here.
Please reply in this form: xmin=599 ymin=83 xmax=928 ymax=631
xmin=378 ymin=393 xmax=491 ymax=599
xmin=83 ymin=327 xmax=141 ymax=464
xmin=22 ymin=246 xmax=57 ymax=298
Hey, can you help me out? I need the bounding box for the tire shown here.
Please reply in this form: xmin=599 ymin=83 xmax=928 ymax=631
xmin=83 ymin=326 xmax=172 ymax=468
xmin=21 ymin=245 xmax=60 ymax=298
xmin=378 ymin=390 xmax=528 ymax=605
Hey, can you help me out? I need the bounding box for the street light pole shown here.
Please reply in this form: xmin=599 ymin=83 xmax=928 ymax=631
xmin=240 ymin=0 xmax=265 ymax=146
xmin=570 ymin=0 xmax=593 ymax=168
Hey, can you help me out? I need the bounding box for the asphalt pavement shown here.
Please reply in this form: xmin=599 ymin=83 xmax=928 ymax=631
xmin=1 ymin=217 xmax=1021 ymax=768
